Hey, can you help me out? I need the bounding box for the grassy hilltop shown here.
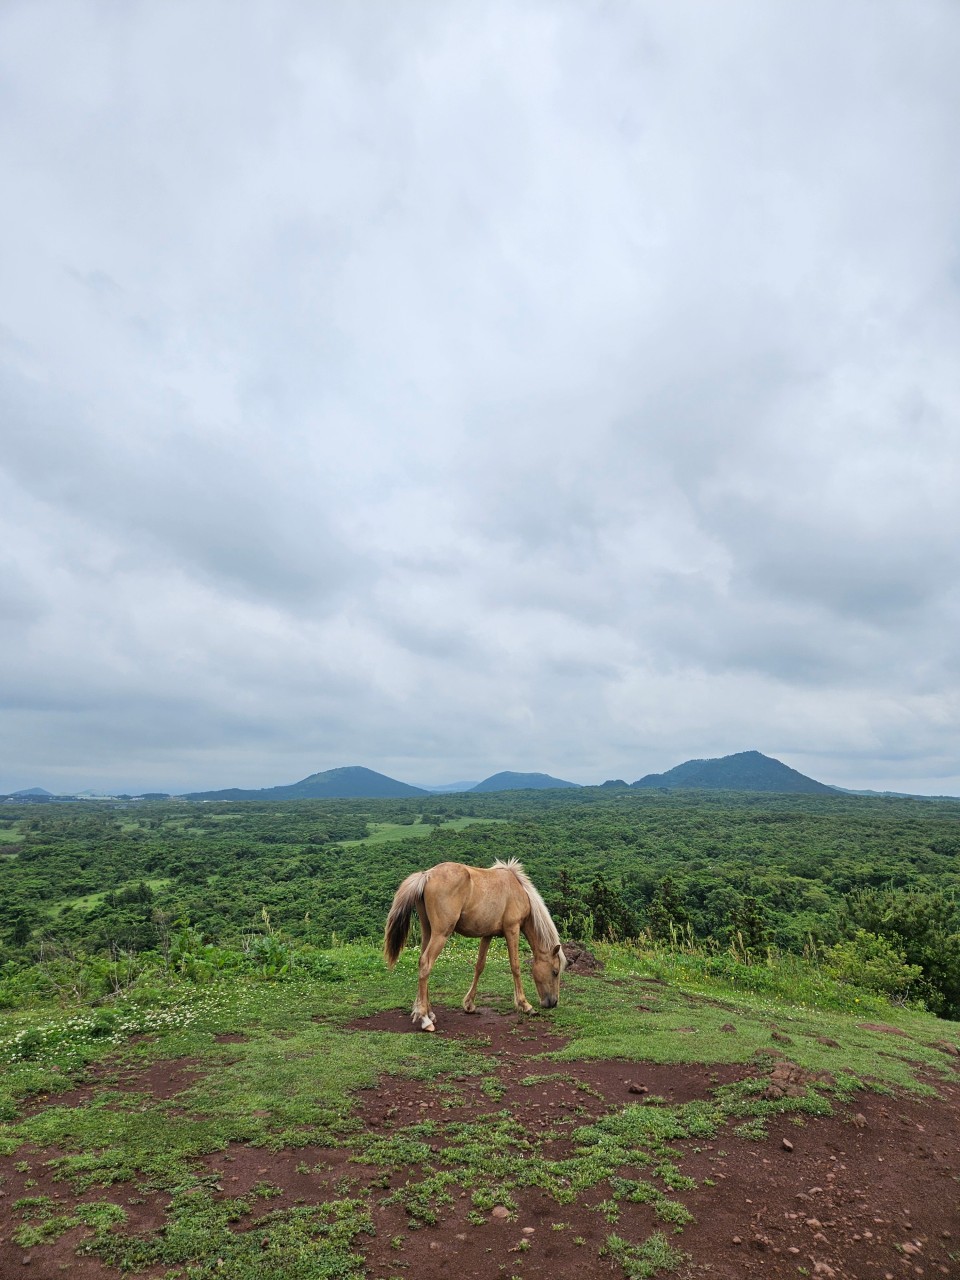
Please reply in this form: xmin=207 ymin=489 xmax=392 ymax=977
xmin=0 ymin=937 xmax=958 ymax=1278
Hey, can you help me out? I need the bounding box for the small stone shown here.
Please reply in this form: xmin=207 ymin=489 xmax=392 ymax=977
xmin=732 ymin=1236 xmax=742 ymax=1245
xmin=782 ymin=1138 xmax=794 ymax=1152
xmin=721 ymin=1022 xmax=736 ymax=1033
xmin=491 ymin=1206 xmax=510 ymax=1219
xmin=522 ymin=1227 xmax=535 ymax=1234
xmin=852 ymin=1113 xmax=867 ymax=1127
xmin=628 ymin=1083 xmax=648 ymax=1094
xmin=805 ymin=1219 xmax=822 ymax=1228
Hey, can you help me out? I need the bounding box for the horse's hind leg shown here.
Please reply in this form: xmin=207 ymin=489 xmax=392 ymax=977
xmin=412 ymin=906 xmax=436 ymax=1029
xmin=504 ymin=924 xmax=534 ymax=1013
xmin=412 ymin=870 xmax=467 ymax=1030
xmin=462 ymin=936 xmax=491 ymax=1013
xmin=414 ymin=932 xmax=450 ymax=1031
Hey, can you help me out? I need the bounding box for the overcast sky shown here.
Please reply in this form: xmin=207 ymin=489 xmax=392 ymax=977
xmin=2 ymin=1 xmax=959 ymax=797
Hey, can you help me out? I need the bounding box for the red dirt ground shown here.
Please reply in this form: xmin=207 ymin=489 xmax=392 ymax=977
xmin=1 ymin=1000 xmax=958 ymax=1280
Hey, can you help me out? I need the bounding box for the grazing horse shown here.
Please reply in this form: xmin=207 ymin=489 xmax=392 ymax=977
xmin=383 ymin=859 xmax=567 ymax=1031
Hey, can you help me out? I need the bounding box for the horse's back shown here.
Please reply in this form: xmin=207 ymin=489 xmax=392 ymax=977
xmin=427 ymin=862 xmax=474 ymax=891
xmin=426 ymin=861 xmax=528 ymax=938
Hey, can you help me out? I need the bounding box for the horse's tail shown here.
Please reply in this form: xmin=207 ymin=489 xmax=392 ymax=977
xmin=384 ymin=869 xmax=431 ymax=968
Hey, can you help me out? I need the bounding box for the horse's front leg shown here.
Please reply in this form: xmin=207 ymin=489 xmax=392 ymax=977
xmin=414 ymin=933 xmax=449 ymax=1031
xmin=462 ymin=936 xmax=491 ymax=1013
xmin=504 ymin=926 xmax=534 ymax=1013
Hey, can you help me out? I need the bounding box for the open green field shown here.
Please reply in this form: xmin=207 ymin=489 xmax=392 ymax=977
xmin=340 ymin=817 xmax=507 ymax=846
xmin=58 ymin=879 xmax=173 ymax=914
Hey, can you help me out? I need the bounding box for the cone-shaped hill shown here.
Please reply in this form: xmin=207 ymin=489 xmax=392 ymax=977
xmin=632 ymin=750 xmax=835 ymax=795
xmin=184 ymin=766 xmax=428 ymax=801
xmin=470 ymin=771 xmax=581 ymax=792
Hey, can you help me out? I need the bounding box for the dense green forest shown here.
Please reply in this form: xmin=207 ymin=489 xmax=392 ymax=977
xmin=2 ymin=787 xmax=959 ymax=1015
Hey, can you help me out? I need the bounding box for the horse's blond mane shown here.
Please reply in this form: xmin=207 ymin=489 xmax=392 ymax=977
xmin=491 ymin=858 xmax=560 ymax=951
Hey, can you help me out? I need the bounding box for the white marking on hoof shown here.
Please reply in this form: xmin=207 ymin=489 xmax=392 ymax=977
xmin=420 ymin=1015 xmax=436 ymax=1032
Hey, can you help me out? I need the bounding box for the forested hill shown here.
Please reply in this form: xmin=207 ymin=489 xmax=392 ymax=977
xmin=184 ymin=766 xmax=428 ymax=801
xmin=471 ymin=771 xmax=581 ymax=792
xmin=633 ymin=750 xmax=835 ymax=795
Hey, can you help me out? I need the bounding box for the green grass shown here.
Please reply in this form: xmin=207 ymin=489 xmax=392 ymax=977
xmin=548 ymin=942 xmax=959 ymax=1095
xmin=12 ymin=1195 xmax=127 ymax=1248
xmin=96 ymin=1189 xmax=373 ymax=1278
xmin=603 ymin=1231 xmax=689 ymax=1278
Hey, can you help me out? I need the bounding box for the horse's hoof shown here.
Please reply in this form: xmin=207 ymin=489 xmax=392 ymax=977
xmin=420 ymin=1016 xmax=436 ymax=1032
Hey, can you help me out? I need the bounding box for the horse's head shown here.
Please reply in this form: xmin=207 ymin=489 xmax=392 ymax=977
xmin=532 ymin=943 xmax=567 ymax=1008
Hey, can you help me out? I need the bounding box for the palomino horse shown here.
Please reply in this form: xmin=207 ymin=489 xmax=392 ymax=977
xmin=383 ymin=858 xmax=567 ymax=1031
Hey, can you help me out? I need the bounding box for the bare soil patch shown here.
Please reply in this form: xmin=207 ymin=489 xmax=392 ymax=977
xmin=678 ymin=1076 xmax=960 ymax=1279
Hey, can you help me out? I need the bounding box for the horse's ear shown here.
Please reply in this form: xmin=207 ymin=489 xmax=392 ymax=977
xmin=552 ymin=943 xmax=562 ymax=958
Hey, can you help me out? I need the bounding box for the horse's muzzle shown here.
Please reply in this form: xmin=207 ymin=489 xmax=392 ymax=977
xmin=541 ymin=995 xmax=558 ymax=1009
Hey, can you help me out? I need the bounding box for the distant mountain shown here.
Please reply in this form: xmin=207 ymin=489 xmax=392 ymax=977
xmin=11 ymin=787 xmax=53 ymax=797
xmin=470 ymin=771 xmax=581 ymax=793
xmin=184 ymin=766 xmax=428 ymax=801
xmin=632 ymin=750 xmax=835 ymax=796
xmin=830 ymin=786 xmax=960 ymax=801
xmin=420 ymin=781 xmax=480 ymax=793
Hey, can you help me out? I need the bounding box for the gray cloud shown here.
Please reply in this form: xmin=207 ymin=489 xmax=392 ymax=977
xmin=1 ymin=1 xmax=959 ymax=795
